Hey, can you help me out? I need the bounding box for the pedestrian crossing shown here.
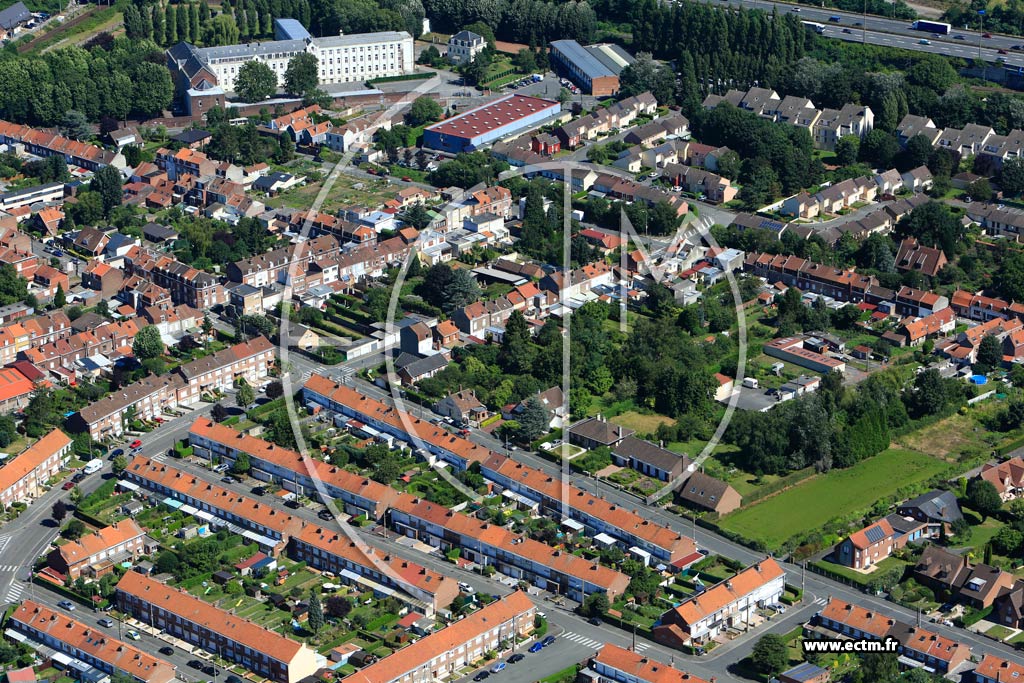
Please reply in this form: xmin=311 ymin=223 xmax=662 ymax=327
xmin=5 ymin=581 xmax=25 ymax=603
xmin=812 ymin=597 xmax=827 ymax=606
xmin=562 ymin=631 xmax=652 ymax=652
xmin=0 ymin=565 xmax=19 ymax=572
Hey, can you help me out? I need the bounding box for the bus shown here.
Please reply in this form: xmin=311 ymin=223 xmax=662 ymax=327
xmin=801 ymin=20 xmax=826 ymax=33
xmin=912 ymin=20 xmax=951 ymax=34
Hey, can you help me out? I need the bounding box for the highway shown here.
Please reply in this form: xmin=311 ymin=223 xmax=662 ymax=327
xmin=709 ymin=0 xmax=1024 ymax=65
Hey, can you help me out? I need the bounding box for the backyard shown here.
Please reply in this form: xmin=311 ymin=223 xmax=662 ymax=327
xmin=718 ymin=448 xmax=951 ymax=550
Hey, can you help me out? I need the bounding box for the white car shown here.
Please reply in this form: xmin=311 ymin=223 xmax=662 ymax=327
xmin=125 ymin=630 xmax=141 ymax=641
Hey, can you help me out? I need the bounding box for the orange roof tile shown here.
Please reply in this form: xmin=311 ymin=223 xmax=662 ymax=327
xmin=0 ymin=428 xmax=71 ymax=495
xmin=668 ymin=558 xmax=785 ymax=627
xmin=593 ymin=644 xmax=710 ymax=683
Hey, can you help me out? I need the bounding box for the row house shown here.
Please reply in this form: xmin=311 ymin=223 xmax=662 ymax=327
xmin=388 ymin=494 xmax=630 ymax=601
xmin=936 ymin=123 xmax=994 ymax=158
xmin=301 ymin=374 xmax=492 ymax=471
xmin=813 ymin=598 xmax=971 ymax=674
xmin=0 ymin=247 xmax=37 ymax=279
xmin=22 ymin=319 xmax=141 ymax=372
xmin=974 ymin=654 xmax=1024 ymax=683
xmin=621 ymin=114 xmax=690 ymax=147
xmin=268 ymin=105 xmax=321 ymax=132
xmin=82 ymin=261 xmax=125 ymax=299
xmin=290 ymin=524 xmax=459 ymax=615
xmin=452 ymin=298 xmax=514 ymax=336
xmin=951 ymin=289 xmax=1024 ymax=322
xmin=591 ymin=644 xmax=710 ymax=683
xmin=896 ymin=114 xmax=941 ymax=147
xmin=553 ymin=91 xmax=658 ymax=148
xmin=47 ymin=519 xmax=146 ymax=580
xmin=594 ymin=174 xmax=689 ymax=216
xmin=974 ymin=202 xmax=1024 ymax=240
xmin=70 ymin=336 xmax=274 ymax=440
xmin=148 ymin=258 xmax=226 ymax=309
xmin=744 ymin=252 xmax=880 ymax=303
xmin=539 ymin=260 xmax=615 ymax=300
xmin=950 ymin=316 xmax=1023 ymax=364
xmin=702 ymin=89 xmax=873 ymax=150
xmin=0 ymin=428 xmax=72 ymax=507
xmin=122 ymin=455 xmax=305 ymax=556
xmin=660 ymin=163 xmax=738 ymax=204
xmin=913 ymin=545 xmax=1015 ymax=609
xmin=9 ymin=601 xmax=176 ymax=683
xmin=0 ymin=120 xmax=126 ymax=170
xmin=346 ymin=592 xmax=535 ymax=683
xmin=654 ymin=558 xmax=785 ymax=646
xmin=784 ymin=177 xmax=876 ymax=218
xmin=895 ymin=307 xmax=956 ymax=347
xmin=481 ymin=453 xmax=699 ymax=566
xmin=116 ymin=572 xmax=321 ymax=683
xmin=324 ymin=113 xmax=391 ymax=152
xmin=155 ymin=147 xmax=218 ymax=180
xmin=187 ymin=417 xmax=400 ymax=519
xmin=892 ymin=285 xmax=949 ymax=318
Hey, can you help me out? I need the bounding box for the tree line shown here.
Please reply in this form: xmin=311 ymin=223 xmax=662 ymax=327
xmin=422 ymin=0 xmax=597 ymax=46
xmin=0 ymin=38 xmax=172 ymax=125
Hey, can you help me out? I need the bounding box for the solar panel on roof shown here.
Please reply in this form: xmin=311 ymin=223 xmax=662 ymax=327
xmin=864 ymin=525 xmax=886 ymax=543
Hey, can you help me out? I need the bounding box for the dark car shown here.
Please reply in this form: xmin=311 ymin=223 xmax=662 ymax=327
xmin=528 ymin=642 xmax=544 ymax=653
xmin=226 ymin=676 xmax=243 ymax=683
xmin=72 ymin=472 xmax=85 ymax=483
xmin=841 ymin=28 xmax=851 ymax=33
xmin=542 ymin=635 xmax=556 ymax=647
xmin=159 ymin=647 xmax=175 ymax=656
xmin=285 ymin=499 xmax=301 ymax=509
xmin=588 ymin=617 xmax=602 ymax=625
xmin=984 ymin=32 xmax=992 ymax=37
xmin=251 ymin=486 xmax=266 ymax=496
xmin=954 ymin=34 xmax=966 ymax=39
xmin=110 ymin=448 xmax=124 ymax=458
xmin=62 ymin=481 xmax=75 ymax=490
xmin=473 ymin=672 xmax=490 ymax=682
xmin=188 ymin=661 xmax=204 ymax=670
xmin=507 ymin=654 xmax=525 ymax=664
xmin=1000 ymin=48 xmax=1008 ymax=54
xmin=203 ymin=666 xmax=219 ymax=676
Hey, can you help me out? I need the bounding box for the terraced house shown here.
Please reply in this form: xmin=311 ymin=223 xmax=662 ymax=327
xmin=115 ymin=572 xmax=322 ymax=683
xmin=8 ymin=601 xmax=176 ymax=683
xmin=0 ymin=428 xmax=72 ymax=507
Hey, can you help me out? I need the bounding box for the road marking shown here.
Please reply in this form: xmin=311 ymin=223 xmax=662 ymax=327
xmin=0 ymin=534 xmax=10 ymax=555
xmin=813 ymin=597 xmax=827 ymax=605
xmin=5 ymin=582 xmax=25 ymax=602
xmin=0 ymin=565 xmax=19 ymax=572
xmin=635 ymin=642 xmax=650 ymax=652
xmin=562 ymin=632 xmax=603 ymax=649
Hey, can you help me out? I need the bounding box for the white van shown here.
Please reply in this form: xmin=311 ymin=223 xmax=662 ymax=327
xmin=82 ymin=459 xmax=103 ymax=475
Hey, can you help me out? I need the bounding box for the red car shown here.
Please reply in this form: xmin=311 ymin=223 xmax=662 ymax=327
xmin=984 ymin=32 xmax=992 ymax=38
xmin=129 ymin=439 xmax=142 ymax=449
xmin=62 ymin=481 xmax=75 ymax=490
xmin=1000 ymin=49 xmax=1008 ymax=54
xmin=401 ymin=176 xmax=412 ymax=182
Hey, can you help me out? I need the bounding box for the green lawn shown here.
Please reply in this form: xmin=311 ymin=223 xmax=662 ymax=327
xmin=718 ymin=449 xmax=949 ymax=550
xmin=986 ymin=624 xmax=1016 ymax=641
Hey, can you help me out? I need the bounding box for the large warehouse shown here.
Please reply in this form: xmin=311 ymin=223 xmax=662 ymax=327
xmin=422 ymin=94 xmax=562 ymax=153
xmin=550 ymin=40 xmax=634 ymax=96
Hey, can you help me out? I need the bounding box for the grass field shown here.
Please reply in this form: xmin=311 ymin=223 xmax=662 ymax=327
xmin=610 ymin=411 xmax=674 ymax=435
xmin=718 ymin=449 xmax=949 ymax=549
xmin=895 ymin=406 xmax=1006 ymax=460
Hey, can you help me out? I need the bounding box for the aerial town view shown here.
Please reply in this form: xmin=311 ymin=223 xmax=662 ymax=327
xmin=3 ymin=0 xmax=1024 ymax=681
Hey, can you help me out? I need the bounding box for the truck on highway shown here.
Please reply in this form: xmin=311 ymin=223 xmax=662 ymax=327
xmin=912 ymin=20 xmax=951 ymax=34
xmin=801 ymin=20 xmax=826 ymax=33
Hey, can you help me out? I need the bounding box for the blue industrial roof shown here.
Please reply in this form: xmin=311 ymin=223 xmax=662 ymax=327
xmin=274 ymin=18 xmax=311 ymax=41
xmin=551 ymin=39 xmax=616 ymax=80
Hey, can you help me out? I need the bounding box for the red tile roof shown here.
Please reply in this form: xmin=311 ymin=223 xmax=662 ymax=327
xmin=593 ymin=644 xmax=710 ymax=683
xmin=0 ymin=429 xmax=71 ymax=495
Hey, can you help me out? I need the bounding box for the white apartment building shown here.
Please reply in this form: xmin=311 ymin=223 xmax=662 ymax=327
xmin=191 ymin=29 xmax=414 ymax=93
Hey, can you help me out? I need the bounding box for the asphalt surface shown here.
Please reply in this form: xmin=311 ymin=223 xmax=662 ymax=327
xmin=718 ymin=0 xmax=1024 ymax=64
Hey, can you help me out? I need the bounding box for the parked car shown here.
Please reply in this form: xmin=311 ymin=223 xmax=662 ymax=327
xmin=203 ymin=665 xmax=219 ymax=676
xmin=221 ymin=476 xmax=237 ymax=484
xmin=285 ymin=499 xmax=301 ymax=509
xmin=129 ymin=439 xmax=142 ymax=449
xmin=542 ymin=635 xmax=556 ymax=647
xmin=98 ymin=618 xmax=114 ymax=627
xmin=528 ymin=642 xmax=544 ymax=653
xmin=58 ymin=600 xmax=75 ymax=611
xmin=491 ymin=663 xmax=506 ymax=674
xmin=159 ymin=647 xmax=175 ymax=656
xmin=318 ymin=509 xmax=333 ymax=521
xmin=984 ymin=32 xmax=993 ymax=37
xmin=588 ymin=617 xmax=602 ymax=625
xmin=251 ymin=486 xmax=266 ymax=496
xmin=125 ymin=631 xmax=141 ymax=641
xmin=62 ymin=481 xmax=75 ymax=490
xmin=110 ymin=448 xmax=124 ymax=458
xmin=507 ymin=654 xmax=525 ymax=664
xmin=72 ymin=473 xmax=85 ymax=483
xmin=473 ymin=672 xmax=490 ymax=681
xmin=188 ymin=661 xmax=204 ymax=670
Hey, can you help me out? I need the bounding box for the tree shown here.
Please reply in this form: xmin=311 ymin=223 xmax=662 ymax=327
xmin=580 ymin=591 xmax=608 ymax=618
xmin=1002 ymin=157 xmax=1024 ymax=197
xmin=237 ymin=381 xmax=256 ymax=409
xmin=750 ymin=634 xmax=789 ymax=676
xmin=211 ymin=403 xmax=229 ymax=422
xmin=265 ymin=381 xmax=283 ymax=399
xmin=231 ymin=452 xmax=251 ymax=474
xmin=284 ymin=53 xmax=319 ymax=97
xmin=966 ymin=178 xmax=993 ymax=202
xmin=975 ymin=334 xmax=1003 ymax=374
xmin=133 ymin=325 xmax=164 ymax=360
xmin=52 ymin=283 xmax=65 ymax=309
xmin=516 ymin=396 xmax=549 ymax=442
xmin=156 ymin=550 xmax=179 ymax=575
xmin=967 ymin=479 xmax=1002 ymax=521
xmin=406 ymin=96 xmax=443 ymax=126
xmin=325 ymin=595 xmax=352 ymax=619
xmin=235 ymin=61 xmax=278 ymax=102
xmin=60 ymin=109 xmax=90 ymax=141
xmin=835 ymin=135 xmax=860 ymax=166
xmin=618 ymin=52 xmax=675 ymax=103
xmin=513 ymin=48 xmax=537 ymax=74
xmin=63 ymin=519 xmax=86 ymax=541
xmin=90 ymin=166 xmax=124 ymax=216
xmin=112 ymin=455 xmax=128 ymax=474
xmin=51 ymin=499 xmax=67 ymax=523
xmin=401 ymin=204 xmax=432 ymax=230
xmin=860 ymin=129 xmax=900 ymax=168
